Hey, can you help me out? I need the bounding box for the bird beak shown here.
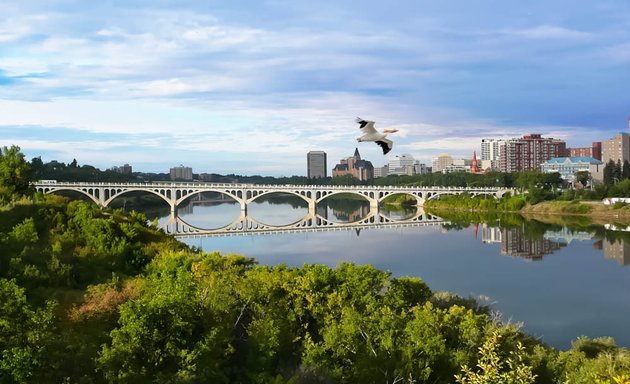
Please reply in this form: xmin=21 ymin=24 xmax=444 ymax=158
xmin=383 ymin=129 xmax=399 ymax=133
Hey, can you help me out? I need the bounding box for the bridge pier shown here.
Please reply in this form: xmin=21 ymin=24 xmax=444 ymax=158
xmin=240 ymin=201 xmax=247 ymax=214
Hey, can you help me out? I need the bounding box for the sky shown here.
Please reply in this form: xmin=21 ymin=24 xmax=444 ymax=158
xmin=1 ymin=0 xmax=630 ymax=176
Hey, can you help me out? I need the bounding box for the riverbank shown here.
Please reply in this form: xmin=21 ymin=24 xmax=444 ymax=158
xmin=520 ymin=200 xmax=630 ymax=225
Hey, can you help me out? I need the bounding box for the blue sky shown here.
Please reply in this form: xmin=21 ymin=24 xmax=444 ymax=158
xmin=1 ymin=0 xmax=630 ymax=176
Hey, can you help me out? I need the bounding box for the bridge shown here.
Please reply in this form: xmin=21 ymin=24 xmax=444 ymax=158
xmin=34 ymin=181 xmax=514 ymax=215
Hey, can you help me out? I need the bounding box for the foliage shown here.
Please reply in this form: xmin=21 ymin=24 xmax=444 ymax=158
xmin=455 ymin=330 xmax=536 ymax=384
xmin=0 ymin=278 xmax=56 ymax=383
xmin=0 ymin=145 xmax=33 ymax=203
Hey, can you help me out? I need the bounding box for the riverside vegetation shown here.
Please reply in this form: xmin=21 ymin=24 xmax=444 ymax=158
xmin=2 ymin=145 xmax=630 ymax=383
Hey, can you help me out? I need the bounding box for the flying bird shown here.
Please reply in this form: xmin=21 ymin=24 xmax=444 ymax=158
xmin=355 ymin=117 xmax=399 ymax=155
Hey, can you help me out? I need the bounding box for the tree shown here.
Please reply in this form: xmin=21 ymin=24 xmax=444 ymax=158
xmin=615 ymin=160 xmax=623 ymax=183
xmin=574 ymin=171 xmax=590 ymax=188
xmin=455 ymin=330 xmax=536 ymax=384
xmin=623 ymin=160 xmax=630 ymax=180
xmin=0 ymin=279 xmax=56 ymax=382
xmin=604 ymin=160 xmax=616 ymax=186
xmin=0 ymin=145 xmax=33 ymax=200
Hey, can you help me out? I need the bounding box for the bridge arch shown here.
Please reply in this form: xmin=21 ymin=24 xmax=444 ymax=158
xmin=37 ymin=186 xmax=101 ymax=206
xmin=103 ymin=188 xmax=172 ymax=208
xmin=175 ymin=189 xmax=244 ymax=207
xmin=246 ymin=190 xmax=314 ymax=207
xmin=314 ymin=190 xmax=377 ymax=206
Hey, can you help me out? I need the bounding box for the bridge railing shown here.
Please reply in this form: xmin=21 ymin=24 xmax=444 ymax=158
xmin=34 ymin=181 xmax=513 ymax=193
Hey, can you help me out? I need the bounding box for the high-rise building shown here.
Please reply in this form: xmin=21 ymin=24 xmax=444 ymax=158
xmin=498 ymin=134 xmax=567 ymax=173
xmin=307 ymin=151 xmax=327 ymax=179
xmin=481 ymin=138 xmax=502 ymax=170
xmin=431 ymin=153 xmax=453 ymax=173
xmin=170 ymin=165 xmax=193 ymax=181
xmin=602 ymin=133 xmax=630 ymax=166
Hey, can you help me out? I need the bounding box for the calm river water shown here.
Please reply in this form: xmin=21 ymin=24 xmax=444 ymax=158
xmin=146 ymin=196 xmax=630 ymax=350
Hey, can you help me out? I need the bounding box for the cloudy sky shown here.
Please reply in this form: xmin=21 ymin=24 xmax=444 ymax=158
xmin=1 ymin=1 xmax=630 ymax=176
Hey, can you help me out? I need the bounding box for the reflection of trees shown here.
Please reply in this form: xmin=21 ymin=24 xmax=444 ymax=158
xmin=253 ymin=193 xmax=307 ymax=209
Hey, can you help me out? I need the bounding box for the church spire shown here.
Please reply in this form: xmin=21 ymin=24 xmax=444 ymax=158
xmin=354 ymin=147 xmax=361 ymax=159
xmin=471 ymin=150 xmax=478 ymax=173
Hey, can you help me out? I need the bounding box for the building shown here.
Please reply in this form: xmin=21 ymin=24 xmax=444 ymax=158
xmin=498 ymin=134 xmax=567 ymax=173
xmin=414 ymin=163 xmax=430 ymax=175
xmin=568 ymin=142 xmax=602 ymax=161
xmin=481 ymin=138 xmax=502 ymax=170
xmin=170 ymin=165 xmax=193 ymax=181
xmin=540 ymin=157 xmax=602 ymax=184
xmin=307 ymin=151 xmax=327 ymax=179
xmin=111 ymin=163 xmax=132 ymax=174
xmin=431 ymin=153 xmax=453 ymax=173
xmin=332 ymin=148 xmax=374 ymax=181
xmin=374 ymin=165 xmax=389 ymax=178
xmin=602 ymin=133 xmax=630 ymax=166
xmin=388 ymin=154 xmax=416 ymax=176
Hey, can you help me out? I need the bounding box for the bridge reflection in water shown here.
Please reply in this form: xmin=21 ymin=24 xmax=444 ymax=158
xmin=163 ymin=206 xmax=448 ymax=238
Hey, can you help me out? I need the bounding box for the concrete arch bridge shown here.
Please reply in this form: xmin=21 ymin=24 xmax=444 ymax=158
xmin=34 ymin=181 xmax=514 ymax=215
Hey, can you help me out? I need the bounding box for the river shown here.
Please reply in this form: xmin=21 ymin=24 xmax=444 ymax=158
xmin=126 ymin=193 xmax=630 ymax=350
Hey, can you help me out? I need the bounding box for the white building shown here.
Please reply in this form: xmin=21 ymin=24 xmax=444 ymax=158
xmin=481 ymin=138 xmax=502 ymax=170
xmin=388 ymin=154 xmax=416 ymax=175
xmin=540 ymin=157 xmax=602 ymax=185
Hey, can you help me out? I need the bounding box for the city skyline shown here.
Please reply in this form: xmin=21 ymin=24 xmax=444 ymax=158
xmin=1 ymin=1 xmax=630 ymax=176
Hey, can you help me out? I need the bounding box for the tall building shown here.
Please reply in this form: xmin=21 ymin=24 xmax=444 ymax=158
xmin=307 ymin=151 xmax=327 ymax=179
xmin=170 ymin=165 xmax=193 ymax=181
xmin=602 ymin=133 xmax=630 ymax=166
xmin=498 ymin=134 xmax=567 ymax=173
xmin=431 ymin=153 xmax=453 ymax=173
xmin=332 ymin=148 xmax=374 ymax=181
xmin=481 ymin=138 xmax=502 ymax=170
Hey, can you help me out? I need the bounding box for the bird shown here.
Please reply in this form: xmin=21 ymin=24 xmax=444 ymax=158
xmin=355 ymin=117 xmax=398 ymax=155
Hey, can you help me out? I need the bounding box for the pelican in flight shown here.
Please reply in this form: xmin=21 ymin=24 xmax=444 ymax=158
xmin=355 ymin=117 xmax=398 ymax=155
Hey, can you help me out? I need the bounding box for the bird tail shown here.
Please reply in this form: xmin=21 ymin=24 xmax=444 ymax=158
xmin=355 ymin=117 xmax=365 ymax=123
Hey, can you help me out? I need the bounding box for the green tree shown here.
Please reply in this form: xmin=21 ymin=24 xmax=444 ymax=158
xmin=455 ymin=330 xmax=536 ymax=384
xmin=604 ymin=160 xmax=616 ymax=186
xmin=623 ymin=160 xmax=630 ymax=180
xmin=0 ymin=145 xmax=33 ymax=201
xmin=0 ymin=279 xmax=56 ymax=383
xmin=575 ymin=171 xmax=590 ymax=188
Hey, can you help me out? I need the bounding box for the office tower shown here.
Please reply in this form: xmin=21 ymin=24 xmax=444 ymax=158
xmin=307 ymin=151 xmax=327 ymax=179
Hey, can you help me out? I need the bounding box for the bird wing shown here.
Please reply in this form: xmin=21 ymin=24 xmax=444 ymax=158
xmin=355 ymin=117 xmax=377 ymax=134
xmin=375 ymin=138 xmax=393 ymax=155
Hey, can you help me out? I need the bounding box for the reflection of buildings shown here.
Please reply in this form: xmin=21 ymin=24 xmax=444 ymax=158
xmin=332 ymin=205 xmax=370 ymax=222
xmin=481 ymin=225 xmax=502 ymax=244
xmin=543 ymin=228 xmax=595 ymax=244
xmin=500 ymin=226 xmax=566 ymax=261
xmin=602 ymin=239 xmax=630 ymax=266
